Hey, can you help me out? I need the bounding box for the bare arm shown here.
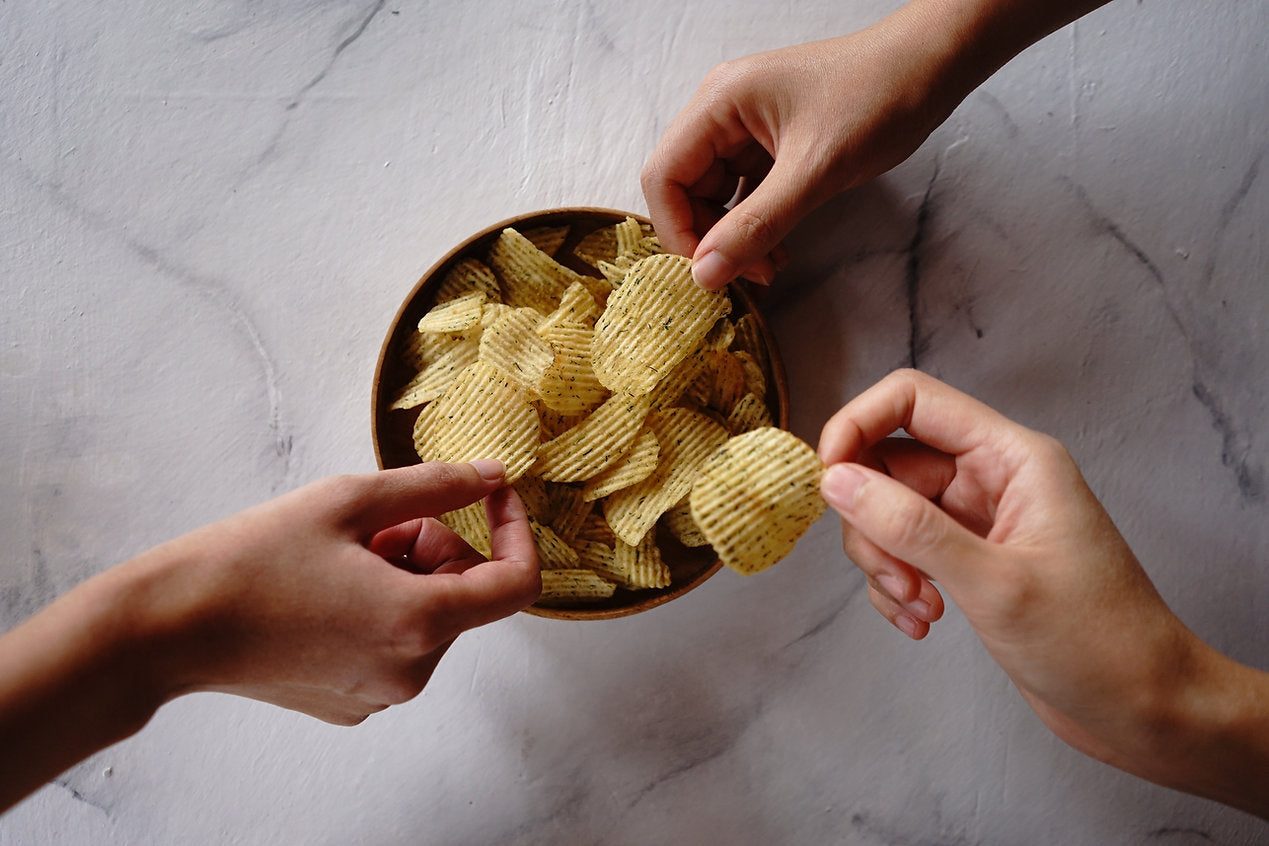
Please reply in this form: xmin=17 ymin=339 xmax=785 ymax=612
xmin=0 ymin=460 xmax=540 ymax=812
xmin=818 ymin=370 xmax=1269 ymax=819
xmin=643 ymin=0 xmax=1113 ymax=289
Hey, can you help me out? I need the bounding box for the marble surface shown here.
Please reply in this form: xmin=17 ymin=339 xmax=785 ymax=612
xmin=2 ymin=1 xmax=1266 ymax=843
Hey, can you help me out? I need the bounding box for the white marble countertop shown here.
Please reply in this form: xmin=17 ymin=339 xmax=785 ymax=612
xmin=2 ymin=1 xmax=1266 ymax=843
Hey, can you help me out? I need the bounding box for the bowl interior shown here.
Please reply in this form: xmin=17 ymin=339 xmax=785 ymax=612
xmin=371 ymin=207 xmax=788 ymax=620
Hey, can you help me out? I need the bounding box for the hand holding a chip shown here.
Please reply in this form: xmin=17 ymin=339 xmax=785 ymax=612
xmin=817 ymin=368 xmax=1269 ymax=818
xmin=0 ymin=460 xmax=539 ymax=810
xmin=642 ymin=0 xmax=1109 ymax=291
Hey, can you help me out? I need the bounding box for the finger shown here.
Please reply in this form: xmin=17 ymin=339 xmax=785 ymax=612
xmin=690 ymin=155 xmax=832 ymax=290
xmin=864 ymin=436 xmax=958 ymax=503
xmin=332 ymin=460 xmax=507 ymax=538
xmin=821 ymin=462 xmax=998 ymax=592
xmin=423 ymin=485 xmax=541 ymax=634
xmin=817 ymin=369 xmax=1019 ymax=467
xmin=868 ymin=583 xmax=930 ymax=640
xmin=840 ymin=520 xmax=944 ymax=622
xmin=371 ymin=518 xmax=484 ymax=575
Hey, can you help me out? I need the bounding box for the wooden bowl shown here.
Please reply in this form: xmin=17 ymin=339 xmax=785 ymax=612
xmin=371 ymin=207 xmax=788 ymax=620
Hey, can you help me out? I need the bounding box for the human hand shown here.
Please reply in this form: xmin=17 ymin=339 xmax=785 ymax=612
xmin=139 ymin=460 xmax=540 ymax=725
xmin=814 ymin=370 xmax=1265 ymax=802
xmin=642 ymin=10 xmax=963 ymax=290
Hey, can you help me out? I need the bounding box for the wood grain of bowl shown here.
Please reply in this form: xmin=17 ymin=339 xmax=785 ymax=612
xmin=371 ymin=207 xmax=788 ymax=620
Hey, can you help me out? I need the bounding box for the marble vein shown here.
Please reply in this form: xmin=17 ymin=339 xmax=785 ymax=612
xmin=978 ymin=91 xmax=1265 ymax=503
xmin=906 ymin=156 xmax=942 ymax=369
xmin=2 ymin=160 xmax=294 ymax=491
xmin=248 ymin=0 xmax=387 ymax=174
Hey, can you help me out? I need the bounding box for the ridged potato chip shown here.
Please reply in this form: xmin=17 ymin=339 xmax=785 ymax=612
xmin=530 ymin=520 xmax=581 ymax=570
xmin=390 ymin=340 xmax=479 ymax=410
xmin=489 ymin=228 xmax=587 ymax=314
xmin=725 ymin=391 xmax=773 ymax=434
xmin=417 ymin=291 xmax=487 ymax=334
xmin=689 ymin=427 xmax=826 ymax=576
xmin=540 ymin=569 xmax=617 ymax=602
xmin=581 ymin=427 xmax=659 ymax=502
xmin=603 ymin=408 xmax=730 ymax=545
xmin=438 ymin=501 xmax=491 ymax=559
xmin=434 ymin=257 xmax=501 ymax=305
xmin=614 ymin=530 xmax=671 ymax=589
xmin=478 ymin=307 xmax=553 ymax=396
xmin=536 ymin=322 xmax=607 ymax=416
xmin=412 ymin=360 xmax=539 ymax=483
xmin=534 ymin=392 xmax=652 ymax=482
xmin=591 ymin=254 xmax=731 ymax=397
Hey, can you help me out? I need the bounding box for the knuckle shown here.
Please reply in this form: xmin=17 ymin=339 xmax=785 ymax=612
xmin=727 ymin=208 xmax=779 ymax=251
xmin=319 ymin=473 xmax=375 ymax=512
xmin=883 ymin=498 xmax=947 ymax=556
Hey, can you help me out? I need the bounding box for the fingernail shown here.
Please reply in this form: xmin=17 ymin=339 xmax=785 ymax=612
xmin=820 ymin=464 xmax=864 ymax=512
xmin=691 ymin=250 xmax=735 ymax=290
xmin=894 ymin=612 xmax=921 ymax=639
xmin=469 ymin=459 xmax=505 ymax=481
xmin=877 ymin=573 xmax=906 ymax=602
xmin=907 ymin=597 xmax=934 ymax=621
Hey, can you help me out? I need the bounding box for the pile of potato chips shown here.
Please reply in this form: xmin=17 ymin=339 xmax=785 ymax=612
xmin=390 ymin=217 xmax=825 ymax=607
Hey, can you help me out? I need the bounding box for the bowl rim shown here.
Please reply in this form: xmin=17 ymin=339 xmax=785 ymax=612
xmin=370 ymin=206 xmax=789 ymax=621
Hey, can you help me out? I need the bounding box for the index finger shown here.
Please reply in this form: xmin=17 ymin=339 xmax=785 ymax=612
xmin=642 ymin=104 xmax=755 ymax=258
xmin=817 ymin=369 xmax=1017 ymax=466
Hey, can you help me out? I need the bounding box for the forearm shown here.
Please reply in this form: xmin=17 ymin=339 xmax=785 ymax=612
xmin=878 ymin=0 xmax=1113 ymax=126
xmin=1143 ymin=645 xmax=1269 ymax=819
xmin=0 ymin=555 xmax=183 ymax=811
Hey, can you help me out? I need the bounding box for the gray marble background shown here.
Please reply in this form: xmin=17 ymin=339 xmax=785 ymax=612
xmin=2 ymin=1 xmax=1266 ymax=843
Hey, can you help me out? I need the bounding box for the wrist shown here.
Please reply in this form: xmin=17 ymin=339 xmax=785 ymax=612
xmin=882 ymin=0 xmax=1108 ymax=126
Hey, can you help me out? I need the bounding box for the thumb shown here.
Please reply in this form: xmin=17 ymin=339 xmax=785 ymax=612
xmin=820 ymin=463 xmax=994 ymax=590
xmin=690 ymin=157 xmax=824 ymax=290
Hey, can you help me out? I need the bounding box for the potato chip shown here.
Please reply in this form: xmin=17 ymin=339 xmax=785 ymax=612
xmin=530 ymin=520 xmax=581 ymax=570
xmin=581 ymin=427 xmax=659 ymax=502
xmin=434 ymin=256 xmax=502 ymax=305
xmin=591 ymin=254 xmax=731 ymax=397
xmin=401 ymin=325 xmax=466 ymax=371
xmin=541 ymin=281 xmax=599 ymax=330
xmin=573 ymin=224 xmax=619 ymax=267
xmin=478 ymin=307 xmax=553 ymax=396
xmin=537 ymin=405 xmax=586 ymax=440
xmin=546 ymin=483 xmax=591 ymax=543
xmin=725 ymin=391 xmax=774 ymax=434
xmin=390 ymin=340 xmax=480 ymax=410
xmin=412 ymin=360 xmax=539 ymax=483
xmin=733 ymin=313 xmax=771 ymax=382
xmin=700 ymin=349 xmax=747 ymax=415
xmin=416 ymin=291 xmax=487 ymax=334
xmin=663 ymin=497 xmax=709 ymax=548
xmin=614 ymin=215 xmax=644 ymax=257
xmin=512 ymin=473 xmax=553 ymax=524
xmin=575 ymin=510 xmax=617 ymax=546
xmin=522 ymin=224 xmax=570 ymax=257
xmin=488 ymin=228 xmax=587 ymax=314
xmin=701 ymin=317 xmax=736 ymax=352
xmin=572 ymin=539 xmax=625 ymax=584
xmin=438 ymin=501 xmax=491 ymax=558
xmin=615 ymin=530 xmax=671 ymax=589
xmin=534 ymin=392 xmax=652 ymax=482
xmin=689 ymin=427 xmax=826 ymax=575
xmin=603 ymin=408 xmax=730 ymax=545
xmin=540 ymin=569 xmax=617 ymax=602
xmin=535 ymin=322 xmax=608 ymax=416
xmin=648 ymin=350 xmax=708 ymax=411
xmin=733 ymin=350 xmax=767 ymax=400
